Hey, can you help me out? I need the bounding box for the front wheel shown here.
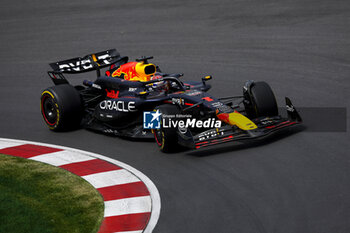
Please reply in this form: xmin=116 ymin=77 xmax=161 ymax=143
xmin=244 ymin=81 xmax=278 ymax=118
xmin=41 ymin=84 xmax=83 ymax=131
xmin=153 ymin=104 xmax=181 ymax=153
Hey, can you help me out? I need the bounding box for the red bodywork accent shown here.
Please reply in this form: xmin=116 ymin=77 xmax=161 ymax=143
xmin=195 ymin=141 xmax=209 ymax=146
xmin=217 ymin=113 xmax=229 ymax=124
xmin=202 ymin=97 xmax=214 ymax=102
xmin=195 ymin=135 xmax=234 ymax=148
xmin=154 ymin=130 xmax=162 ymax=146
xmin=265 ymin=121 xmax=295 ymax=129
xmin=184 ymin=83 xmax=195 ymax=87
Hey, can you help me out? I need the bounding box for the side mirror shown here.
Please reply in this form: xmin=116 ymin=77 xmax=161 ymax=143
xmin=202 ymin=75 xmax=212 ymax=81
xmin=202 ymin=75 xmax=212 ymax=86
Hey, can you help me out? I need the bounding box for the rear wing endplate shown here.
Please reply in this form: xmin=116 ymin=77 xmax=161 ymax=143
xmin=47 ymin=71 xmax=69 ymax=85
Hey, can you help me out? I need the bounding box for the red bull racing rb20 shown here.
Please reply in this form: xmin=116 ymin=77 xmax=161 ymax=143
xmin=41 ymin=49 xmax=302 ymax=152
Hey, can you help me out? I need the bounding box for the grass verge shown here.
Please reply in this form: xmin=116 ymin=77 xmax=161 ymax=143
xmin=0 ymin=154 xmax=104 ymax=233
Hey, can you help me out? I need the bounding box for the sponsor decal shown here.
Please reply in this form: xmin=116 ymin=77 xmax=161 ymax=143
xmin=103 ymin=128 xmax=119 ymax=135
xmin=100 ymin=100 xmax=136 ymax=112
xmin=91 ymin=83 xmax=102 ymax=89
xmin=171 ymin=98 xmax=184 ymax=105
xmin=211 ymin=102 xmax=224 ymax=108
xmin=286 ymin=105 xmax=295 ymax=112
xmin=58 ymin=54 xmax=110 ymax=71
xmin=111 ymin=62 xmax=153 ymax=82
xmin=186 ymin=90 xmax=202 ymax=96
xmin=150 ymin=75 xmax=162 ymax=80
xmin=260 ymin=117 xmax=274 ymax=125
xmin=212 ymin=101 xmax=232 ymax=113
xmin=129 ymin=87 xmax=138 ymax=92
xmin=198 ymin=129 xmax=225 ymax=141
xmin=106 ymin=90 xmax=119 ymax=98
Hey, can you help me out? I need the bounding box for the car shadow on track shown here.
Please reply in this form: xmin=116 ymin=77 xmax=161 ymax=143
xmin=186 ymin=125 xmax=305 ymax=157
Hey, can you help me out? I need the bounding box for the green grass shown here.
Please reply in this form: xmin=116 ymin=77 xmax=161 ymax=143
xmin=0 ymin=154 xmax=104 ymax=233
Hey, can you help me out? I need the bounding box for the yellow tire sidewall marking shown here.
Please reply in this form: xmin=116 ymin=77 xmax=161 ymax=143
xmin=41 ymin=90 xmax=60 ymax=129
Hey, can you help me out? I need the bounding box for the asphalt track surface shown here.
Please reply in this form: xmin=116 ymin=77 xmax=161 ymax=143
xmin=0 ymin=1 xmax=349 ymax=233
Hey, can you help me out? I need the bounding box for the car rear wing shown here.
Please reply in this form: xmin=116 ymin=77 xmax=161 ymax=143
xmin=49 ymin=49 xmax=127 ymax=73
xmin=48 ymin=49 xmax=128 ymax=85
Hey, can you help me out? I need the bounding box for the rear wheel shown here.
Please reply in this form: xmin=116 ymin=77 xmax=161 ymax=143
xmin=41 ymin=84 xmax=83 ymax=131
xmin=244 ymin=81 xmax=278 ymax=118
xmin=153 ymin=104 xmax=180 ymax=153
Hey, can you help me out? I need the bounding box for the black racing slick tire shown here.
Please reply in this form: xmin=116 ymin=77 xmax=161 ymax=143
xmin=245 ymin=81 xmax=278 ymax=118
xmin=153 ymin=104 xmax=180 ymax=153
xmin=40 ymin=84 xmax=83 ymax=131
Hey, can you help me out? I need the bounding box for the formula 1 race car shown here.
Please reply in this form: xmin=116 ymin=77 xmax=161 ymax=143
xmin=41 ymin=49 xmax=302 ymax=152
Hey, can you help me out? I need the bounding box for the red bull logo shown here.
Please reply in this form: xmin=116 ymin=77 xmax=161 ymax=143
xmin=112 ymin=62 xmax=156 ymax=82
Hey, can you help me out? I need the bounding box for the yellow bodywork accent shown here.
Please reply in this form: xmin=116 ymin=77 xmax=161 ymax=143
xmin=112 ymin=62 xmax=156 ymax=82
xmin=135 ymin=63 xmax=156 ymax=80
xmin=92 ymin=54 xmax=100 ymax=66
xmin=217 ymin=111 xmax=257 ymax=130
xmin=228 ymin=112 xmax=257 ymax=130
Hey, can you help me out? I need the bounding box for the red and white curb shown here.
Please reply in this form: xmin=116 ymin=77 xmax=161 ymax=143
xmin=0 ymin=138 xmax=161 ymax=233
